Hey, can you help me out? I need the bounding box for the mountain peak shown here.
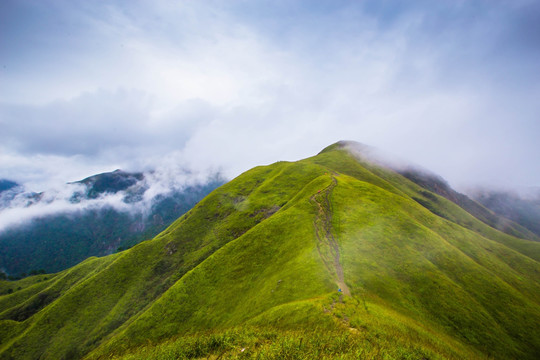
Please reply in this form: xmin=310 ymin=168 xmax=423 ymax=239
xmin=73 ymin=169 xmax=145 ymax=198
xmin=321 ymin=140 xmax=418 ymax=173
xmin=319 ymin=140 xmax=369 ymax=154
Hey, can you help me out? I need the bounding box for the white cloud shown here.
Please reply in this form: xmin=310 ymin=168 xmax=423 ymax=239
xmin=0 ymin=0 xmax=539 ymax=195
xmin=0 ymin=160 xmax=219 ymax=232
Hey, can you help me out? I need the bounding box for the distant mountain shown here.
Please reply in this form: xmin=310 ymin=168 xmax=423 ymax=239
xmin=396 ymin=165 xmax=538 ymax=241
xmin=72 ymin=169 xmax=145 ymax=200
xmin=0 ymin=180 xmax=18 ymax=193
xmin=0 ymin=180 xmax=22 ymax=211
xmin=0 ymin=170 xmax=225 ymax=276
xmin=1 ymin=141 xmax=538 ymax=360
xmin=470 ymin=188 xmax=540 ymax=237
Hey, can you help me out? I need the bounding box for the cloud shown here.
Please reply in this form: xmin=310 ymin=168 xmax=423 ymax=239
xmin=0 ymin=89 xmax=215 ymax=157
xmin=0 ymin=163 xmax=219 ymax=233
xmin=1 ymin=90 xmax=149 ymax=156
xmin=0 ymin=0 xmax=539 ymax=195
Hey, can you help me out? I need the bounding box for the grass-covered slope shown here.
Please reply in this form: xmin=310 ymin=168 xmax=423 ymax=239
xmin=1 ymin=142 xmax=539 ymax=360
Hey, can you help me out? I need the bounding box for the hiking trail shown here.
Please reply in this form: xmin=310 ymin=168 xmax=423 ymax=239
xmin=310 ymin=174 xmax=350 ymax=297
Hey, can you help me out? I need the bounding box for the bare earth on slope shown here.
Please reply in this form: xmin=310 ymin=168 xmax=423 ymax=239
xmin=310 ymin=174 xmax=351 ymax=296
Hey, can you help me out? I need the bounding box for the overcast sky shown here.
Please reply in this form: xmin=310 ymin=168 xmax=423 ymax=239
xmin=1 ymin=0 xmax=539 ymax=191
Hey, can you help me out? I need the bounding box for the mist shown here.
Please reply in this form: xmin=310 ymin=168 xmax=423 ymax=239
xmin=0 ymin=165 xmax=222 ymax=233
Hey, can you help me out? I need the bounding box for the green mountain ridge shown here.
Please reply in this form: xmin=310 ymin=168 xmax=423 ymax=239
xmin=1 ymin=141 xmax=539 ymax=359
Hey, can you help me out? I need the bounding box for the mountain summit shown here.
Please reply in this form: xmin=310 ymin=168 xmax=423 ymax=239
xmin=1 ymin=142 xmax=539 ymax=359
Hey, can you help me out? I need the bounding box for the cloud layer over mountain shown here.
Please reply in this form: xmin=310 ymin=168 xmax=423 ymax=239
xmin=0 ymin=165 xmax=222 ymax=233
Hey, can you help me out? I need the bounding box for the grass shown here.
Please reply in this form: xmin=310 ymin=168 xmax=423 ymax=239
xmin=112 ymin=327 xmax=370 ymax=360
xmin=1 ymin=142 xmax=539 ymax=360
xmin=111 ymin=294 xmax=484 ymax=360
xmin=111 ymin=328 xmax=428 ymax=360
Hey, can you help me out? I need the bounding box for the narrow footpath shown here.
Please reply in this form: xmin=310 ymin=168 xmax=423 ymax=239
xmin=310 ymin=175 xmax=350 ymax=296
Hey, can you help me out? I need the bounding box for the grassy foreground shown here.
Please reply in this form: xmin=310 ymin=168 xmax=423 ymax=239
xmin=112 ymin=293 xmax=485 ymax=360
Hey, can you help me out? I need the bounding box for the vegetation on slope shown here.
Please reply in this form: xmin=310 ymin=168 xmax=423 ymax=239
xmin=0 ymin=142 xmax=539 ymax=360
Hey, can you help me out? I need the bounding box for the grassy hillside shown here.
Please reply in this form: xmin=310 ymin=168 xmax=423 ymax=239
xmin=1 ymin=142 xmax=539 ymax=359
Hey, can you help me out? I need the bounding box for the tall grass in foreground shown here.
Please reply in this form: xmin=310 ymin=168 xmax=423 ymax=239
xmin=112 ymin=325 xmax=483 ymax=360
xmin=112 ymin=327 xmax=391 ymax=360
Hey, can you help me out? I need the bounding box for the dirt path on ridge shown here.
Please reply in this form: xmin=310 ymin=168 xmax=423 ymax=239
xmin=310 ymin=175 xmax=351 ymax=297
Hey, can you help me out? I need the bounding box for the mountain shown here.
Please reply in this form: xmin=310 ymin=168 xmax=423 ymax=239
xmin=72 ymin=169 xmax=146 ymax=200
xmin=0 ymin=141 xmax=539 ymax=359
xmin=0 ymin=180 xmax=18 ymax=194
xmin=0 ymin=170 xmax=225 ymax=276
xmin=335 ymin=143 xmax=538 ymax=241
xmin=469 ymin=188 xmax=540 ymax=238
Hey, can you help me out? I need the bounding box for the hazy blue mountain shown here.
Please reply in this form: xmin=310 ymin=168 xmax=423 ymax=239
xmin=471 ymin=188 xmax=540 ymax=238
xmin=0 ymin=170 xmax=225 ymax=276
xmin=0 ymin=180 xmax=18 ymax=193
xmin=73 ymin=169 xmax=145 ymax=200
